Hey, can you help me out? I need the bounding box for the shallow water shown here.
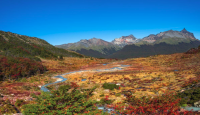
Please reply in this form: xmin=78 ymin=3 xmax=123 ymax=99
xmin=81 ymin=79 xmax=86 ymax=81
xmin=97 ymin=106 xmax=119 ymax=115
xmin=40 ymin=64 xmax=130 ymax=114
xmin=41 ymin=64 xmax=130 ymax=92
xmin=182 ymin=107 xmax=200 ymax=111
xmin=40 ymin=63 xmax=199 ymax=113
xmin=41 ymin=75 xmax=68 ymax=92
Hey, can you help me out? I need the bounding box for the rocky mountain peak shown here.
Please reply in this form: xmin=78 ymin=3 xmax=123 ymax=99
xmin=180 ymin=28 xmax=196 ymax=40
xmin=90 ymin=37 xmax=98 ymax=40
xmin=181 ymin=28 xmax=188 ymax=33
xmin=142 ymin=28 xmax=197 ymax=43
xmin=111 ymin=34 xmax=139 ymax=47
xmin=121 ymin=34 xmax=137 ymax=40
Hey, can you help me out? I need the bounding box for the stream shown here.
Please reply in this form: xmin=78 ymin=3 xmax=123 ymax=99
xmin=41 ymin=64 xmax=129 ymax=114
xmin=41 ymin=64 xmax=200 ymax=113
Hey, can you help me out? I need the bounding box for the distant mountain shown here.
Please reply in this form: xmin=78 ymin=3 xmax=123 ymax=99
xmin=111 ymin=34 xmax=141 ymax=47
xmin=142 ymin=28 xmax=197 ymax=44
xmin=55 ymin=38 xmax=121 ymax=57
xmin=55 ymin=28 xmax=200 ymax=59
xmin=107 ymin=41 xmax=200 ymax=59
xmin=75 ymin=49 xmax=106 ymax=58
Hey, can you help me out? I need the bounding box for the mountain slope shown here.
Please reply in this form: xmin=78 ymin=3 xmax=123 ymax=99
xmin=142 ymin=28 xmax=197 ymax=44
xmin=55 ymin=38 xmax=121 ymax=57
xmin=0 ymin=30 xmax=85 ymax=81
xmin=0 ymin=31 xmax=84 ymax=61
xmin=107 ymin=41 xmax=200 ymax=59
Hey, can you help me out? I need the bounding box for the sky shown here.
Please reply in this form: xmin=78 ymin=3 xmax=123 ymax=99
xmin=0 ymin=0 xmax=200 ymax=45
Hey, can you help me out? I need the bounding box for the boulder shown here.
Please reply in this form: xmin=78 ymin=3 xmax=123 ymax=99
xmin=194 ymin=100 xmax=200 ymax=107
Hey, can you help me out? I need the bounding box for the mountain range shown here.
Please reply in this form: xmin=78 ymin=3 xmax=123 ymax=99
xmin=55 ymin=28 xmax=200 ymax=59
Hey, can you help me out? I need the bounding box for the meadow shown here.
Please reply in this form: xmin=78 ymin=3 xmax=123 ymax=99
xmin=1 ymin=51 xmax=200 ymax=114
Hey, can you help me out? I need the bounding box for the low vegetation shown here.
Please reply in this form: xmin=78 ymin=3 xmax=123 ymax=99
xmin=22 ymin=84 xmax=106 ymax=115
xmin=1 ymin=44 xmax=200 ymax=114
xmin=102 ymin=82 xmax=119 ymax=90
xmin=0 ymin=55 xmax=46 ymax=81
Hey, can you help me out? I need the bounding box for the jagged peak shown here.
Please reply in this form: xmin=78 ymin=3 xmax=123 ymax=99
xmin=120 ymin=34 xmax=136 ymax=39
xmin=90 ymin=37 xmax=98 ymax=39
xmin=128 ymin=34 xmax=134 ymax=37
xmin=181 ymin=28 xmax=188 ymax=33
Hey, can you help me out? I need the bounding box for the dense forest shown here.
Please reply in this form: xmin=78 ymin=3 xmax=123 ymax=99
xmin=0 ymin=31 xmax=85 ymax=81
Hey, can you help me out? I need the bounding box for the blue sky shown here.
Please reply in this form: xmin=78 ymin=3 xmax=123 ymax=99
xmin=0 ymin=0 xmax=200 ymax=45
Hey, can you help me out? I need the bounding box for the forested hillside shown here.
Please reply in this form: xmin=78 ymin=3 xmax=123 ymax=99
xmin=0 ymin=31 xmax=85 ymax=81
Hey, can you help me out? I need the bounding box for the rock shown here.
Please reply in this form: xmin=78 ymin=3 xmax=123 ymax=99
xmin=180 ymin=89 xmax=185 ymax=92
xmin=93 ymin=92 xmax=97 ymax=95
xmin=104 ymin=89 xmax=110 ymax=93
xmin=194 ymin=100 xmax=200 ymax=107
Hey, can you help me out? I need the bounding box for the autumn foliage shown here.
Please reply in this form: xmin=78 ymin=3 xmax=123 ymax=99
xmin=0 ymin=55 xmax=46 ymax=81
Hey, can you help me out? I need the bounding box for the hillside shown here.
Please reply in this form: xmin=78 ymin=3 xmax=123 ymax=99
xmin=0 ymin=30 xmax=85 ymax=81
xmin=0 ymin=31 xmax=84 ymax=61
xmin=55 ymin=38 xmax=121 ymax=57
xmin=107 ymin=41 xmax=200 ymax=59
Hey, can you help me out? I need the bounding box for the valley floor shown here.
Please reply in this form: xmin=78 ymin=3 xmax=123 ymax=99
xmin=1 ymin=52 xmax=200 ymax=114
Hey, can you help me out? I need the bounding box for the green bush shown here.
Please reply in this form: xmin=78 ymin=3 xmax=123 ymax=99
xmin=177 ymin=87 xmax=200 ymax=106
xmin=115 ymin=93 xmax=121 ymax=97
xmin=15 ymin=99 xmax=25 ymax=107
xmin=0 ymin=99 xmax=17 ymax=114
xmin=100 ymin=93 xmax=104 ymax=97
xmin=22 ymin=85 xmax=105 ymax=114
xmin=99 ymin=98 xmax=113 ymax=105
xmin=102 ymin=83 xmax=119 ymax=90
xmin=181 ymin=104 xmax=187 ymax=107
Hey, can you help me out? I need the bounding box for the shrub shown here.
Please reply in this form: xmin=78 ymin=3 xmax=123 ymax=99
xmin=115 ymin=93 xmax=121 ymax=97
xmin=177 ymin=87 xmax=200 ymax=106
xmin=0 ymin=99 xmax=17 ymax=114
xmin=15 ymin=99 xmax=25 ymax=107
xmin=102 ymin=83 xmax=119 ymax=90
xmin=181 ymin=104 xmax=187 ymax=107
xmin=22 ymin=85 xmax=104 ymax=114
xmin=100 ymin=93 xmax=104 ymax=97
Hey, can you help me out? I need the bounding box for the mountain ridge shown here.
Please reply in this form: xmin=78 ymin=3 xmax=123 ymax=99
xmin=55 ymin=28 xmax=199 ymax=58
xmin=55 ymin=37 xmax=121 ymax=55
